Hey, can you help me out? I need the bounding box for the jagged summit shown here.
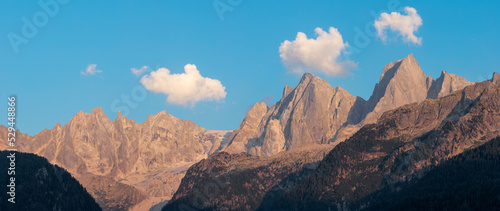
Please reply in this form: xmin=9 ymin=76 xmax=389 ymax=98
xmin=224 ymin=54 xmax=479 ymax=157
xmin=492 ymin=72 xmax=500 ymax=85
xmin=225 ymin=102 xmax=268 ymax=154
xmin=299 ymin=72 xmax=315 ymax=83
xmin=148 ymin=110 xmax=170 ymax=119
xmin=115 ymin=110 xmax=123 ymax=120
xmin=364 ymin=54 xmax=429 ymax=125
xmin=283 ymin=85 xmax=293 ymax=98
xmin=427 ymin=70 xmax=474 ymax=99
xmin=379 ymin=54 xmax=417 ymax=81
xmin=0 ymin=106 xmax=234 ymax=210
xmin=91 ymin=106 xmax=104 ymax=114
xmin=223 ymin=72 xmax=361 ymax=156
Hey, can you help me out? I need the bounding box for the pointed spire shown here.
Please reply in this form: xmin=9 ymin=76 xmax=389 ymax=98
xmin=146 ymin=110 xmax=169 ymax=121
xmin=298 ymin=73 xmax=315 ymax=85
xmin=156 ymin=110 xmax=169 ymax=116
xmin=114 ymin=111 xmax=124 ymax=123
xmin=54 ymin=122 xmax=62 ymax=129
xmin=427 ymin=70 xmax=473 ymax=99
xmin=426 ymin=75 xmax=434 ymax=90
xmin=70 ymin=110 xmax=87 ymax=123
xmin=491 ymin=72 xmax=500 ymax=85
xmin=91 ymin=106 xmax=104 ymax=115
xmin=282 ymin=85 xmax=293 ymax=98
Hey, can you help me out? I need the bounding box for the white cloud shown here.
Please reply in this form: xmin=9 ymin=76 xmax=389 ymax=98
xmin=81 ymin=64 xmax=102 ymax=75
xmin=374 ymin=6 xmax=423 ymax=45
xmin=131 ymin=66 xmax=148 ymax=76
xmin=140 ymin=64 xmax=227 ymax=107
xmin=279 ymin=27 xmax=356 ymax=76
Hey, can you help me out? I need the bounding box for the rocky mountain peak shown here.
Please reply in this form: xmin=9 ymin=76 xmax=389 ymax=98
xmin=364 ymin=54 xmax=428 ymax=125
xmin=89 ymin=106 xmax=111 ymax=124
xmin=91 ymin=106 xmax=104 ymax=114
xmin=149 ymin=110 xmax=169 ymax=118
xmin=144 ymin=110 xmax=172 ymax=126
xmin=283 ymin=85 xmax=293 ymax=98
xmin=492 ymin=72 xmax=500 ymax=85
xmin=116 ymin=110 xmax=123 ymax=120
xmin=426 ymin=75 xmax=434 ymax=89
xmin=427 ymin=70 xmax=474 ymax=99
xmin=223 ymin=72 xmax=361 ymax=156
xmin=250 ymin=102 xmax=269 ymax=115
xmin=67 ymin=110 xmax=88 ymax=127
xmin=54 ymin=122 xmax=62 ymax=130
xmin=74 ymin=110 xmax=86 ymax=118
xmin=379 ymin=54 xmax=417 ymax=81
xmin=299 ymin=72 xmax=315 ymax=83
xmin=224 ymin=102 xmax=268 ymax=154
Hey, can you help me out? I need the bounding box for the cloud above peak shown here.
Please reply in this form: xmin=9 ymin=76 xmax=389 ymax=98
xmin=279 ymin=27 xmax=356 ymax=77
xmin=374 ymin=6 xmax=423 ymax=45
xmin=140 ymin=64 xmax=227 ymax=107
xmin=81 ymin=64 xmax=102 ymax=75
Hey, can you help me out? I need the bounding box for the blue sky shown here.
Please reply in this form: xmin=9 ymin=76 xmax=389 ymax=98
xmin=2 ymin=0 xmax=499 ymax=135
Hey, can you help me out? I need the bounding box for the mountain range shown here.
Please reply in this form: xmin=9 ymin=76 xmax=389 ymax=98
xmin=2 ymin=54 xmax=499 ymax=210
xmin=163 ymin=55 xmax=500 ymax=210
xmin=0 ymin=110 xmax=233 ymax=210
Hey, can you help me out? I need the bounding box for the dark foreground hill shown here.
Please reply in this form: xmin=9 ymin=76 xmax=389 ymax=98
xmin=0 ymin=151 xmax=101 ymax=211
xmin=354 ymin=136 xmax=500 ymax=210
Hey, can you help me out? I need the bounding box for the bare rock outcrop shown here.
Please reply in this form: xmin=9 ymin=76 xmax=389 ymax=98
xmin=427 ymin=70 xmax=474 ymax=99
xmin=224 ymin=73 xmax=365 ymax=156
xmin=224 ymin=102 xmax=268 ymax=154
xmin=492 ymin=72 xmax=500 ymax=85
xmin=363 ymin=54 xmax=430 ymax=125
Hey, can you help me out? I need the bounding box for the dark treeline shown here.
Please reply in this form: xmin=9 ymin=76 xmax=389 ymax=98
xmin=0 ymin=151 xmax=101 ymax=211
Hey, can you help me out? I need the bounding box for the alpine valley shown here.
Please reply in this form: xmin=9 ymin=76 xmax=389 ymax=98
xmin=2 ymin=55 xmax=499 ymax=211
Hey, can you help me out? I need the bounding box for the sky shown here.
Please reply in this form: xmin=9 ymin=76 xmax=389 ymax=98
xmin=1 ymin=0 xmax=500 ymax=135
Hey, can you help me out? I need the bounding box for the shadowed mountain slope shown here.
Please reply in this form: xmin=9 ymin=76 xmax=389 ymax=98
xmin=0 ymin=151 xmax=102 ymax=211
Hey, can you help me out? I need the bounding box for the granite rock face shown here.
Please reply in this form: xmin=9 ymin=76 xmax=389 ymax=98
xmin=491 ymin=72 xmax=500 ymax=85
xmin=0 ymin=109 xmax=233 ymax=211
xmin=363 ymin=54 xmax=430 ymax=125
xmin=224 ymin=102 xmax=268 ymax=154
xmin=427 ymin=70 xmax=474 ymax=99
xmin=224 ymin=73 xmax=365 ymax=156
xmin=225 ymin=54 xmax=475 ymax=157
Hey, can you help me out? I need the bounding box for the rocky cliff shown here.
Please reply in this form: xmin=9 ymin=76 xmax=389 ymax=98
xmin=427 ymin=70 xmax=474 ymax=99
xmin=224 ymin=54 xmax=475 ymax=157
xmin=363 ymin=54 xmax=431 ymax=125
xmin=224 ymin=72 xmax=366 ymax=156
xmin=492 ymin=72 xmax=500 ymax=85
